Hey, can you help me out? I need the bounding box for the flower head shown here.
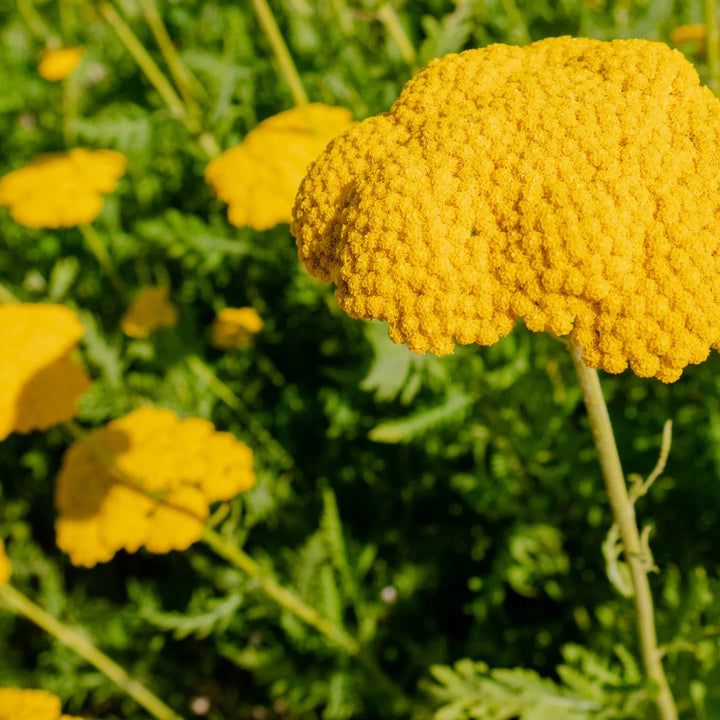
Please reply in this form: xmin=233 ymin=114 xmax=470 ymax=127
xmin=0 ymin=304 xmax=90 ymax=441
xmin=293 ymin=37 xmax=720 ymax=383
xmin=120 ymin=286 xmax=178 ymax=338
xmin=206 ymin=103 xmax=354 ymax=230
xmin=56 ymin=407 xmax=256 ymax=567
xmin=0 ymin=688 xmax=83 ymax=720
xmin=38 ymin=47 xmax=84 ymax=81
xmin=212 ymin=307 xmax=263 ymax=349
xmin=0 ymin=540 xmax=10 ymax=585
xmin=0 ymin=148 xmax=127 ymax=228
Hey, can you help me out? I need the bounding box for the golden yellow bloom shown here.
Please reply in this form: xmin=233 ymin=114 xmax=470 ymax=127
xmin=0 ymin=688 xmax=84 ymax=720
xmin=670 ymin=24 xmax=707 ymax=45
xmin=0 ymin=304 xmax=90 ymax=441
xmin=212 ymin=307 xmax=263 ymax=349
xmin=206 ymin=103 xmax=354 ymax=230
xmin=294 ymin=37 xmax=720 ymax=383
xmin=38 ymin=47 xmax=84 ymax=81
xmin=0 ymin=539 xmax=10 ymax=585
xmin=0 ymin=148 xmax=127 ymax=228
xmin=120 ymin=287 xmax=178 ymax=338
xmin=56 ymin=407 xmax=256 ymax=567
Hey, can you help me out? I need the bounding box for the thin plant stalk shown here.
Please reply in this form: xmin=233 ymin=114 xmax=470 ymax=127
xmin=569 ymin=342 xmax=677 ymax=720
xmin=249 ymin=0 xmax=309 ymax=107
xmin=377 ymin=3 xmax=416 ymax=69
xmin=18 ymin=0 xmax=55 ymax=42
xmin=706 ymin=0 xmax=719 ymax=92
xmin=78 ymin=224 xmax=128 ymax=300
xmin=138 ymin=0 xmax=205 ymax=115
xmin=0 ymin=583 xmax=185 ymax=720
xmin=98 ymin=1 xmax=220 ymax=157
xmin=62 ymin=69 xmax=80 ymax=147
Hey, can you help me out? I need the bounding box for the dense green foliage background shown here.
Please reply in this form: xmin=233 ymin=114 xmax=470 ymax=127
xmin=2 ymin=1 xmax=720 ymax=718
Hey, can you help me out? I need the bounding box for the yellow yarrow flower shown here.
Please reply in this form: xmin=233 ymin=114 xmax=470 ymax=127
xmin=670 ymin=24 xmax=707 ymax=45
xmin=0 ymin=688 xmax=84 ymax=720
xmin=0 ymin=148 xmax=127 ymax=228
xmin=212 ymin=307 xmax=263 ymax=349
xmin=293 ymin=37 xmax=720 ymax=383
xmin=206 ymin=103 xmax=354 ymax=230
xmin=55 ymin=407 xmax=256 ymax=567
xmin=0 ymin=539 xmax=10 ymax=585
xmin=0 ymin=304 xmax=90 ymax=442
xmin=38 ymin=47 xmax=84 ymax=81
xmin=120 ymin=287 xmax=178 ymax=338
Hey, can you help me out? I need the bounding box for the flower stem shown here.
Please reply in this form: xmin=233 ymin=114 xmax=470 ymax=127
xmin=98 ymin=1 xmax=220 ymax=157
xmin=200 ymin=527 xmax=419 ymax=716
xmin=138 ymin=0 xmax=205 ymax=116
xmin=568 ymin=343 xmax=677 ymax=720
xmin=706 ymin=0 xmax=719 ymax=92
xmin=376 ymin=3 xmax=416 ymax=70
xmin=0 ymin=583 xmax=185 ymax=720
xmin=249 ymin=0 xmax=309 ymax=107
xmin=78 ymin=224 xmax=128 ymax=301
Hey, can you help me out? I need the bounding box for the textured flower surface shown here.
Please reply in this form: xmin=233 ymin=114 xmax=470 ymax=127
xmin=206 ymin=103 xmax=354 ymax=230
xmin=56 ymin=407 xmax=256 ymax=567
xmin=0 ymin=304 xmax=90 ymax=441
xmin=121 ymin=286 xmax=178 ymax=338
xmin=0 ymin=539 xmax=10 ymax=585
xmin=212 ymin=307 xmax=264 ymax=349
xmin=0 ymin=688 xmax=82 ymax=720
xmin=38 ymin=47 xmax=84 ymax=81
xmin=0 ymin=148 xmax=126 ymax=228
xmin=293 ymin=37 xmax=720 ymax=382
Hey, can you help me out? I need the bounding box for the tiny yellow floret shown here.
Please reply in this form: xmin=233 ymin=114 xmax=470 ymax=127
xmin=0 ymin=148 xmax=127 ymax=228
xmin=121 ymin=287 xmax=178 ymax=338
xmin=212 ymin=307 xmax=263 ymax=349
xmin=206 ymin=103 xmax=354 ymax=230
xmin=0 ymin=304 xmax=90 ymax=441
xmin=293 ymin=37 xmax=720 ymax=382
xmin=0 ymin=539 xmax=10 ymax=585
xmin=38 ymin=47 xmax=84 ymax=81
xmin=55 ymin=407 xmax=256 ymax=567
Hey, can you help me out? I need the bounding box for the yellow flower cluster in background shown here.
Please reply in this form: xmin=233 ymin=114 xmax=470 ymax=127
xmin=0 ymin=304 xmax=90 ymax=441
xmin=55 ymin=407 xmax=256 ymax=567
xmin=293 ymin=37 xmax=720 ymax=383
xmin=38 ymin=47 xmax=84 ymax=81
xmin=212 ymin=307 xmax=263 ymax=349
xmin=0 ymin=148 xmax=126 ymax=228
xmin=0 ymin=539 xmax=11 ymax=585
xmin=120 ymin=286 xmax=178 ymax=338
xmin=206 ymin=103 xmax=354 ymax=230
xmin=0 ymin=688 xmax=82 ymax=720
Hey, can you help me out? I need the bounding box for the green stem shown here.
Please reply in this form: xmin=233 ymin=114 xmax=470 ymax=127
xmin=202 ymin=525 xmax=358 ymax=653
xmin=78 ymin=224 xmax=128 ymax=300
xmin=569 ymin=343 xmax=677 ymax=720
xmin=706 ymin=0 xmax=719 ymax=92
xmin=18 ymin=0 xmax=55 ymax=42
xmin=138 ymin=0 xmax=205 ymax=117
xmin=0 ymin=283 xmax=20 ymax=303
xmin=186 ymin=354 xmax=293 ymax=469
xmin=377 ymin=3 xmax=416 ymax=69
xmin=0 ymin=583 xmax=185 ymax=720
xmin=62 ymin=68 xmax=80 ymax=147
xmin=250 ymin=0 xmax=309 ymax=107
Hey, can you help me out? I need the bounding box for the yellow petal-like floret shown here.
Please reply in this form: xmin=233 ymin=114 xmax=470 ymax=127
xmin=120 ymin=287 xmax=178 ymax=338
xmin=55 ymin=407 xmax=256 ymax=567
xmin=211 ymin=307 xmax=264 ymax=349
xmin=0 ymin=149 xmax=127 ymax=229
xmin=0 ymin=539 xmax=10 ymax=585
xmin=293 ymin=37 xmax=720 ymax=383
xmin=0 ymin=689 xmax=62 ymax=720
xmin=38 ymin=47 xmax=84 ymax=81
xmin=0 ymin=304 xmax=90 ymax=441
xmin=206 ymin=103 xmax=354 ymax=230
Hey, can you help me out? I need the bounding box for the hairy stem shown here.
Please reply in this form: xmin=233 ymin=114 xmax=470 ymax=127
xmin=569 ymin=343 xmax=677 ymax=720
xmin=0 ymin=583 xmax=184 ymax=720
xmin=706 ymin=0 xmax=719 ymax=92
